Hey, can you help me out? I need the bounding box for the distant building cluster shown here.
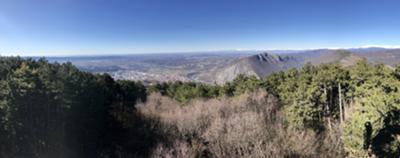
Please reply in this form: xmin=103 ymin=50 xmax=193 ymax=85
xmin=110 ymin=70 xmax=190 ymax=82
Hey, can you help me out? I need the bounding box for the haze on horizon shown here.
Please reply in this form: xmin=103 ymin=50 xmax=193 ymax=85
xmin=1 ymin=0 xmax=400 ymax=56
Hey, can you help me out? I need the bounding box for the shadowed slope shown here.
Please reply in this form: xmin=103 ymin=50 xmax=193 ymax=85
xmin=214 ymin=50 xmax=363 ymax=83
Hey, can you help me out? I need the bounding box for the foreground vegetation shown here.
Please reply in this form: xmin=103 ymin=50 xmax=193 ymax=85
xmin=150 ymin=60 xmax=400 ymax=157
xmin=0 ymin=57 xmax=147 ymax=157
xmin=0 ymin=56 xmax=400 ymax=157
xmin=137 ymin=91 xmax=343 ymax=157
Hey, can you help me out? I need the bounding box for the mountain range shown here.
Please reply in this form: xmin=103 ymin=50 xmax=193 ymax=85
xmin=210 ymin=48 xmax=400 ymax=83
xmin=43 ymin=47 xmax=400 ymax=84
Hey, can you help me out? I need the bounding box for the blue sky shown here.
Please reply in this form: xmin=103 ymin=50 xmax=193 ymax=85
xmin=1 ymin=0 xmax=400 ymax=56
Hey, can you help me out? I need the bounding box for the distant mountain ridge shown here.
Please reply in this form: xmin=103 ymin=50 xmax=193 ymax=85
xmin=42 ymin=47 xmax=400 ymax=84
xmin=212 ymin=50 xmax=365 ymax=83
xmin=213 ymin=52 xmax=301 ymax=84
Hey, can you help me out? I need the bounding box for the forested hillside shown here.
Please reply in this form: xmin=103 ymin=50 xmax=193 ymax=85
xmin=1 ymin=56 xmax=400 ymax=157
xmin=150 ymin=60 xmax=400 ymax=157
xmin=0 ymin=57 xmax=147 ymax=157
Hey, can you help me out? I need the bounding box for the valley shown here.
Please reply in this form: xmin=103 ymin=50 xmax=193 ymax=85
xmin=45 ymin=47 xmax=400 ymax=84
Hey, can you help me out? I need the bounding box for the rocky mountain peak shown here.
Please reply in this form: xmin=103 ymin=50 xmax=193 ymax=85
xmin=255 ymin=52 xmax=297 ymax=64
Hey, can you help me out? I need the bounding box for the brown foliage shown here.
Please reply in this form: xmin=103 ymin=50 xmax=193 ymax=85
xmin=137 ymin=90 xmax=344 ymax=158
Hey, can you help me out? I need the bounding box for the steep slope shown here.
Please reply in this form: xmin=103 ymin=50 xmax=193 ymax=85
xmin=214 ymin=50 xmax=363 ymax=83
xmin=214 ymin=52 xmax=301 ymax=84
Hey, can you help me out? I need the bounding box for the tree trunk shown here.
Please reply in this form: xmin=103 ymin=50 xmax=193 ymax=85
xmin=347 ymin=97 xmax=355 ymax=119
xmin=338 ymin=83 xmax=343 ymax=125
xmin=324 ymin=84 xmax=331 ymax=131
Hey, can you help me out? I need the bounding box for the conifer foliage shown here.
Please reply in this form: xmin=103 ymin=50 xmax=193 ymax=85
xmin=0 ymin=57 xmax=146 ymax=158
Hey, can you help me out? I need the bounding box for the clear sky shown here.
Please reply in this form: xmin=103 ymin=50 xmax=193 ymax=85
xmin=1 ymin=0 xmax=400 ymax=56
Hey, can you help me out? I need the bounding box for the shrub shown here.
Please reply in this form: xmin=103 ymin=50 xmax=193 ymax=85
xmin=137 ymin=90 xmax=344 ymax=157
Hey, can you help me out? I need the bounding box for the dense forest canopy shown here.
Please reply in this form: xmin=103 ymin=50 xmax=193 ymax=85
xmin=1 ymin=56 xmax=400 ymax=157
xmin=144 ymin=59 xmax=400 ymax=157
xmin=0 ymin=57 xmax=147 ymax=157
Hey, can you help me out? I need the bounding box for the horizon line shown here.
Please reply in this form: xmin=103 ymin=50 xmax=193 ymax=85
xmin=2 ymin=45 xmax=400 ymax=57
